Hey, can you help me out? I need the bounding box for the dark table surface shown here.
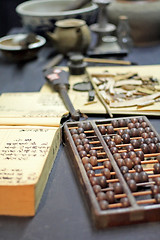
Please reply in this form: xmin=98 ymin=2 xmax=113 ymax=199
xmin=0 ymin=37 xmax=160 ymax=240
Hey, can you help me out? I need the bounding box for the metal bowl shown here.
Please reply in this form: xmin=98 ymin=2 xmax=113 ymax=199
xmin=0 ymin=34 xmax=46 ymax=61
xmin=16 ymin=0 xmax=98 ymax=32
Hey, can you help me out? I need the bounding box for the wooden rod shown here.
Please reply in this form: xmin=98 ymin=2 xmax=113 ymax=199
xmin=84 ymin=57 xmax=131 ymax=65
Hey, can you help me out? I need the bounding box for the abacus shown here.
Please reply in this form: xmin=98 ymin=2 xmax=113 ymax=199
xmin=63 ymin=116 xmax=160 ymax=228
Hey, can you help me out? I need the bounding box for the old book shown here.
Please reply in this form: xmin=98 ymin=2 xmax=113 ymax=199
xmin=0 ymin=125 xmax=61 ymax=216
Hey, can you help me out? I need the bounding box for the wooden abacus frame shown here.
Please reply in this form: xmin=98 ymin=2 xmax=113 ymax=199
xmin=63 ymin=116 xmax=160 ymax=229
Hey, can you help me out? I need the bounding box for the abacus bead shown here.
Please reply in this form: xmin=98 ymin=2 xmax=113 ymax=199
xmin=116 ymin=158 xmax=125 ymax=168
xmin=90 ymin=156 xmax=98 ymax=166
xmin=98 ymin=176 xmax=107 ymax=188
xmin=120 ymin=197 xmax=130 ymax=208
xmin=154 ymin=177 xmax=160 ymax=186
xmin=152 ymin=137 xmax=159 ymax=144
xmin=149 ymin=143 xmax=157 ymax=153
xmin=114 ymin=135 xmax=122 ymax=144
xmin=83 ymin=122 xmax=92 ymax=131
xmin=77 ymin=145 xmax=84 ymax=152
xmin=74 ymin=138 xmax=82 ymax=146
xmin=131 ymin=118 xmax=138 ymax=124
xmin=145 ymin=138 xmax=153 ymax=145
xmin=107 ymin=141 xmax=116 ymax=148
xmin=131 ymin=139 xmax=140 ymax=148
xmin=77 ymin=122 xmax=84 ymax=128
xmin=128 ymin=151 xmax=136 ymax=160
xmin=112 ymin=120 xmax=119 ymax=128
xmin=84 ymin=163 xmax=92 ymax=171
xmin=140 ymin=143 xmax=149 ymax=154
xmin=103 ymin=160 xmax=112 ymax=171
xmin=145 ymin=126 xmax=151 ymax=133
xmin=138 ymin=138 xmax=145 ymax=145
xmin=136 ymin=151 xmax=144 ymax=161
xmin=110 ymin=147 xmax=118 ymax=154
xmin=122 ymin=134 xmax=130 ymax=144
xmin=120 ymin=166 xmax=129 ymax=175
xmin=124 ymin=172 xmax=133 ymax=181
xmin=114 ymin=182 xmax=123 ymax=194
xmin=77 ymin=127 xmax=84 ymax=134
xmin=138 ymin=117 xmax=144 ymax=123
xmin=132 ymin=157 xmax=141 ymax=165
xmin=90 ymin=176 xmax=98 ymax=186
xmin=117 ymin=129 xmax=124 ymax=136
xmin=79 ymin=133 xmax=86 ymax=139
xmin=137 ymin=127 xmax=145 ymax=136
xmin=130 ymin=128 xmax=138 ymax=137
xmin=127 ymin=179 xmax=137 ymax=192
xmin=125 ymin=118 xmax=131 ymax=125
xmin=104 ymin=136 xmax=111 ymax=143
xmin=99 ymin=125 xmax=106 ymax=135
xmin=123 ymin=129 xmax=131 ymax=135
xmin=101 ymin=168 xmax=111 ymax=179
xmin=139 ymin=171 xmax=148 ymax=182
xmin=157 ymin=155 xmax=160 ymax=163
xmin=93 ymin=184 xmax=101 ymax=194
xmin=148 ymin=131 xmax=156 ymax=138
xmin=141 ymin=132 xmax=149 ymax=139
xmin=87 ymin=170 xmax=95 ymax=178
xmin=70 ymin=128 xmax=77 ymax=135
xmin=97 ymin=192 xmax=106 ymax=201
xmin=155 ymin=194 xmax=160 ymax=204
xmin=72 ymin=133 xmax=79 ymax=140
xmin=82 ymin=157 xmax=90 ymax=165
xmin=135 ymin=122 xmax=141 ymax=129
xmin=106 ymin=190 xmax=115 ymax=203
xmin=118 ymin=119 xmax=126 ymax=127
xmin=151 ymin=185 xmax=160 ymax=196
xmin=125 ymin=158 xmax=133 ymax=170
xmin=79 ymin=150 xmax=87 ymax=158
xmin=89 ymin=149 xmax=97 ymax=157
xmin=134 ymin=164 xmax=143 ymax=173
xmin=84 ymin=144 xmax=91 ymax=153
xmin=81 ymin=138 xmax=89 ymax=145
xmin=113 ymin=153 xmax=121 ymax=160
xmin=141 ymin=121 xmax=148 ymax=128
xmin=125 ymin=145 xmax=134 ymax=152
xmin=132 ymin=172 xmax=140 ymax=183
xmin=99 ymin=200 xmax=109 ymax=210
xmin=153 ymin=163 xmax=160 ymax=174
xmin=128 ymin=122 xmax=135 ymax=129
xmin=156 ymin=143 xmax=160 ymax=152
xmin=107 ymin=125 xmax=114 ymax=134
xmin=121 ymin=152 xmax=129 ymax=159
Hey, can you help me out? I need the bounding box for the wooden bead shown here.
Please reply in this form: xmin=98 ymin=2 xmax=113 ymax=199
xmin=112 ymin=120 xmax=119 ymax=128
xmin=131 ymin=118 xmax=138 ymax=124
xmin=93 ymin=184 xmax=101 ymax=194
xmin=128 ymin=122 xmax=135 ymax=129
xmin=145 ymin=138 xmax=153 ymax=145
xmin=110 ymin=146 xmax=118 ymax=154
xmin=124 ymin=172 xmax=133 ymax=181
xmin=138 ymin=117 xmax=144 ymax=123
xmin=114 ymin=135 xmax=122 ymax=144
xmin=84 ymin=144 xmax=91 ymax=153
xmin=116 ymin=158 xmax=125 ymax=168
xmin=99 ymin=200 xmax=109 ymax=210
xmin=127 ymin=179 xmax=137 ymax=192
xmin=113 ymin=153 xmax=121 ymax=160
xmin=90 ymin=156 xmax=98 ymax=166
xmin=79 ymin=133 xmax=86 ymax=139
xmin=77 ymin=145 xmax=84 ymax=152
xmin=98 ymin=176 xmax=107 ymax=188
xmin=149 ymin=143 xmax=157 ymax=153
xmin=107 ymin=125 xmax=114 ymax=134
xmin=79 ymin=150 xmax=87 ymax=158
xmin=148 ymin=131 xmax=156 ymax=138
xmin=136 ymin=151 xmax=144 ymax=161
xmin=153 ymin=163 xmax=160 ymax=174
xmin=81 ymin=138 xmax=89 ymax=145
xmin=117 ymin=129 xmax=124 ymax=136
xmin=90 ymin=176 xmax=98 ymax=186
xmin=152 ymin=137 xmax=159 ymax=144
xmin=154 ymin=193 xmax=160 ymax=204
xmin=120 ymin=166 xmax=129 ymax=175
xmin=139 ymin=171 xmax=148 ymax=182
xmin=124 ymin=158 xmax=133 ymax=170
xmin=121 ymin=152 xmax=129 ymax=159
xmin=123 ymin=129 xmax=131 ymax=135
xmin=72 ymin=133 xmax=79 ymax=141
xmin=122 ymin=134 xmax=130 ymax=144
xmin=141 ymin=132 xmax=149 ymax=139
xmin=77 ymin=122 xmax=84 ymax=128
xmin=137 ymin=127 xmax=145 ymax=136
xmin=134 ymin=164 xmax=143 ymax=173
xmin=70 ymin=128 xmax=77 ymax=135
xmin=141 ymin=121 xmax=148 ymax=128
xmin=84 ymin=163 xmax=92 ymax=171
xmin=103 ymin=160 xmax=112 ymax=171
xmin=118 ymin=119 xmax=126 ymax=127
xmin=82 ymin=157 xmax=90 ymax=165
xmin=74 ymin=138 xmax=82 ymax=146
xmin=77 ymin=127 xmax=84 ymax=134
xmin=89 ymin=149 xmax=97 ymax=157
xmin=132 ymin=157 xmax=141 ymax=165
xmin=154 ymin=177 xmax=160 ymax=186
xmin=132 ymin=172 xmax=140 ymax=183
xmin=87 ymin=170 xmax=95 ymax=178
xmin=113 ymin=182 xmax=123 ymax=194
xmin=145 ymin=126 xmax=151 ymax=133
xmin=101 ymin=168 xmax=111 ymax=179
xmin=131 ymin=139 xmax=140 ymax=148
xmin=83 ymin=122 xmax=92 ymax=130
xmin=98 ymin=125 xmax=106 ymax=135
xmin=135 ymin=122 xmax=141 ymax=129
xmin=106 ymin=190 xmax=115 ymax=203
xmin=130 ymin=128 xmax=138 ymax=137
xmin=120 ymin=197 xmax=130 ymax=208
xmin=97 ymin=192 xmax=106 ymax=201
xmin=140 ymin=143 xmax=150 ymax=154
xmin=125 ymin=145 xmax=134 ymax=152
xmin=107 ymin=141 xmax=116 ymax=148
xmin=128 ymin=151 xmax=136 ymax=160
xmin=151 ymin=185 xmax=160 ymax=196
xmin=104 ymin=136 xmax=111 ymax=143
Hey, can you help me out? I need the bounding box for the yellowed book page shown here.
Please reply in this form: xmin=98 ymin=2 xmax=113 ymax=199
xmin=0 ymin=126 xmax=58 ymax=186
xmin=41 ymin=65 xmax=160 ymax=115
xmin=0 ymin=92 xmax=68 ymax=126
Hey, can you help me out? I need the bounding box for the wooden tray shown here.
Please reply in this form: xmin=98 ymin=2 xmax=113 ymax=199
xmin=64 ymin=116 xmax=160 ymax=228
